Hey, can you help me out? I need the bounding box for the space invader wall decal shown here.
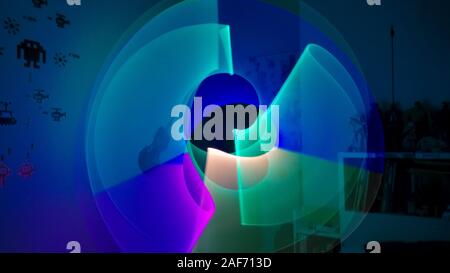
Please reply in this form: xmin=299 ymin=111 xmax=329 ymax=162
xmin=17 ymin=39 xmax=46 ymax=69
xmin=3 ymin=17 xmax=21 ymax=36
xmin=32 ymin=0 xmax=48 ymax=8
xmin=0 ymin=102 xmax=17 ymax=126
xmin=0 ymin=161 xmax=11 ymax=187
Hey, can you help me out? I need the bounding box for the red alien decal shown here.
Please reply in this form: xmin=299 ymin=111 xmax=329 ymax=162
xmin=0 ymin=161 xmax=11 ymax=187
xmin=17 ymin=161 xmax=35 ymax=179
